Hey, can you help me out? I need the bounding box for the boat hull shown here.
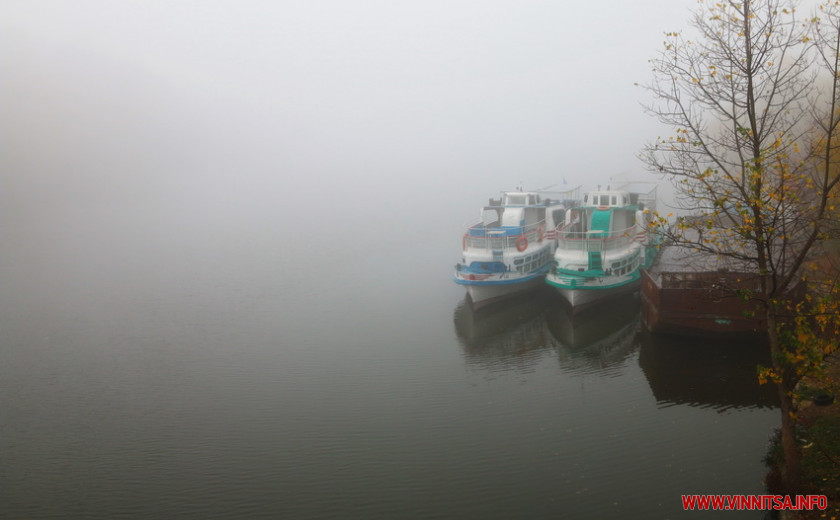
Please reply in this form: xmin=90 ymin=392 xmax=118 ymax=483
xmin=458 ymin=275 xmax=547 ymax=309
xmin=548 ymin=239 xmax=660 ymax=313
xmin=548 ymin=276 xmax=641 ymax=313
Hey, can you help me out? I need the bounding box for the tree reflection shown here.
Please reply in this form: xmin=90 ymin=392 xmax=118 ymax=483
xmin=638 ymin=331 xmax=779 ymax=411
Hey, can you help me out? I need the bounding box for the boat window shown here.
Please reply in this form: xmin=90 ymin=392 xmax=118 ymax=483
xmin=506 ymin=194 xmax=527 ymax=205
xmin=611 ymin=196 xmax=617 ymax=205
xmin=600 ymin=195 xmax=610 ymax=206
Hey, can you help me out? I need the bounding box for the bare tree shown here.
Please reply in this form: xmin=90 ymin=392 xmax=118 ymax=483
xmin=642 ymin=0 xmax=840 ymax=489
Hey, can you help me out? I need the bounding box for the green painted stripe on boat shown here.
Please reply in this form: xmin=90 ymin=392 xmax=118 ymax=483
xmin=556 ymin=268 xmax=604 ymax=277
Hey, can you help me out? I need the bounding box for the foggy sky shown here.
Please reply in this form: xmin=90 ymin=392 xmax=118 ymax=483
xmin=2 ymin=1 xmax=696 ymax=228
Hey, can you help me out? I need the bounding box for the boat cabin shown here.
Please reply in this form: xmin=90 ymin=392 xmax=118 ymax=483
xmin=583 ymin=190 xmax=645 ymax=209
xmin=502 ymin=192 xmax=540 ymax=206
xmin=480 ymin=191 xmax=547 ymax=231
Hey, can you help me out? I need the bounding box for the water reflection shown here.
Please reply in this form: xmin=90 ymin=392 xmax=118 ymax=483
xmin=453 ymin=286 xmax=555 ymax=370
xmin=453 ymin=289 xmax=642 ymax=374
xmin=544 ymin=293 xmax=641 ymax=373
xmin=455 ymin=289 xmax=778 ymax=412
xmin=451 ymin=290 xmax=777 ymax=518
xmin=638 ymin=331 xmax=779 ymax=410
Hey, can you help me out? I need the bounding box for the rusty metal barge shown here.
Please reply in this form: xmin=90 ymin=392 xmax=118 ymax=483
xmin=640 ymin=246 xmax=804 ymax=338
xmin=641 ymin=268 xmax=769 ymax=337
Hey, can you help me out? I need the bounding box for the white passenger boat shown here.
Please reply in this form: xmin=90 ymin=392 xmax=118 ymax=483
xmin=454 ymin=187 xmax=580 ymax=308
xmin=545 ymin=185 xmax=659 ymax=312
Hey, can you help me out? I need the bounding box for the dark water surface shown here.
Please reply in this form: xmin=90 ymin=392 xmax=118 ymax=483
xmin=1 ymin=194 xmax=779 ymax=519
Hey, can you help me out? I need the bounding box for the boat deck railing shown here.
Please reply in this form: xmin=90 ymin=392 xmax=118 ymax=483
xmin=462 ymin=220 xmax=548 ymax=251
xmin=555 ymin=223 xmax=644 ymax=252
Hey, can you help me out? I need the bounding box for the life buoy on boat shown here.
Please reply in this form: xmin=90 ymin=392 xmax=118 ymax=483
xmin=516 ymin=235 xmax=528 ymax=252
xmin=538 ymin=223 xmax=545 ymax=243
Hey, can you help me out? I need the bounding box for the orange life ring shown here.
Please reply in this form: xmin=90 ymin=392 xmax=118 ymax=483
xmin=516 ymin=235 xmax=528 ymax=252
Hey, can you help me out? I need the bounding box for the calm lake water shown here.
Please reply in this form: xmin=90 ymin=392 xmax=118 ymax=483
xmin=0 ymin=189 xmax=780 ymax=519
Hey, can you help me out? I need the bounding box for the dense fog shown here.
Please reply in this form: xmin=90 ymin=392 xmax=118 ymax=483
xmin=2 ymin=1 xmax=694 ymax=233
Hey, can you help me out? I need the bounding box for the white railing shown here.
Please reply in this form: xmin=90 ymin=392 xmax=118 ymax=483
xmin=462 ymin=220 xmax=547 ymax=251
xmin=555 ymin=224 xmax=642 ymax=252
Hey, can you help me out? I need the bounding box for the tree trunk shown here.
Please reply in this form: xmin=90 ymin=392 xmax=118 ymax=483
xmin=766 ymin=309 xmax=802 ymax=491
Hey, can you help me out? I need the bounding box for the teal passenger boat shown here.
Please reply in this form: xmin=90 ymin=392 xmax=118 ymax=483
xmin=545 ymin=185 xmax=660 ymax=312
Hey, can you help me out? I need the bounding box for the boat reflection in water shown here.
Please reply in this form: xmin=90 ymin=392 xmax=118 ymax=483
xmin=454 ymin=288 xmax=642 ymax=374
xmin=454 ymin=289 xmax=777 ymax=411
xmin=638 ymin=331 xmax=778 ymax=411
xmin=544 ymin=292 xmax=642 ymax=373
xmin=453 ymin=286 xmax=556 ymax=370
